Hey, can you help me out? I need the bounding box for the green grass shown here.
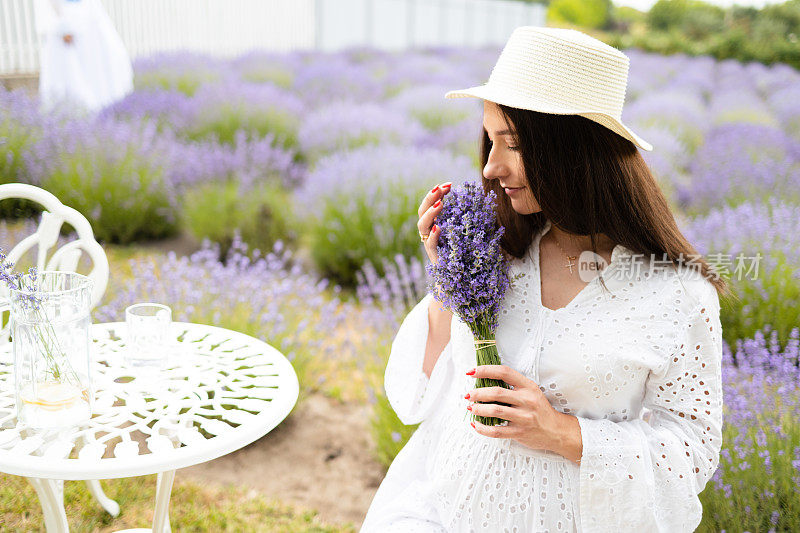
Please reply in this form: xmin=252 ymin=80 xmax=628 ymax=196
xmin=0 ymin=474 xmax=355 ymax=532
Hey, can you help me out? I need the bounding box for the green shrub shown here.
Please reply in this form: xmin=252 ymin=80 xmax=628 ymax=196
xmin=241 ymin=66 xmax=294 ymax=89
xmin=548 ymin=0 xmax=613 ymax=29
xmin=719 ymin=254 xmax=800 ymax=348
xmin=182 ymin=180 xmax=298 ymax=258
xmin=135 ymin=68 xmax=220 ymax=97
xmin=184 ymin=101 xmax=300 ymax=150
xmin=605 ymin=0 xmax=800 ymax=70
xmin=306 ymin=181 xmax=426 ymax=288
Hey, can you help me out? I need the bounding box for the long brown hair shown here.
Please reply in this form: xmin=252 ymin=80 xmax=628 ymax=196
xmin=482 ymin=103 xmax=730 ymax=299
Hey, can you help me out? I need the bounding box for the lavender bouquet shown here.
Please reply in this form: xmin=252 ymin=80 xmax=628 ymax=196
xmin=425 ymin=180 xmax=515 ymax=426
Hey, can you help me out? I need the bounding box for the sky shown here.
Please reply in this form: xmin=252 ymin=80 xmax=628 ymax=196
xmin=612 ymin=0 xmax=786 ymax=12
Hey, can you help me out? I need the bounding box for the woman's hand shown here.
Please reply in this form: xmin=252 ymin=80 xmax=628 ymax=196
xmin=464 ymin=364 xmax=582 ymax=460
xmin=417 ymin=182 xmax=452 ymax=264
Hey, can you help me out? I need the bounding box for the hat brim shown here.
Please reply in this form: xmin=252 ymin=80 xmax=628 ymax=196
xmin=445 ymin=84 xmax=653 ymax=152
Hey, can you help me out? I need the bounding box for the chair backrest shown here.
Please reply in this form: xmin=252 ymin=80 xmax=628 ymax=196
xmin=0 ymin=183 xmax=109 ymax=319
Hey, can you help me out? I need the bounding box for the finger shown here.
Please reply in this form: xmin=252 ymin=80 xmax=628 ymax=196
xmin=416 ymin=196 xmax=444 ymax=236
xmin=467 ymin=364 xmax=534 ymax=390
xmin=417 ymin=184 xmax=443 ymax=218
xmin=468 ymin=401 xmax=520 ymax=422
xmin=465 ymin=385 xmax=519 ymax=406
xmin=470 ymin=418 xmax=514 ymax=439
xmin=424 ymin=223 xmax=440 ymax=258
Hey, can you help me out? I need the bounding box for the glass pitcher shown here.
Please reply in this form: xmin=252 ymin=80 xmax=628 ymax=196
xmin=10 ymin=271 xmax=93 ymax=429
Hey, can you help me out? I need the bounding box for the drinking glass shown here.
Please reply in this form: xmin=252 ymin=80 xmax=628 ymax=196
xmin=125 ymin=303 xmax=171 ymax=367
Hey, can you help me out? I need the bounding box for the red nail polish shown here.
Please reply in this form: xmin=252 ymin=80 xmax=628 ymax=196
xmin=431 ymin=186 xmax=439 ymax=193
xmin=467 ymin=405 xmax=472 ymax=411
xmin=432 ymin=224 xmax=437 ymax=233
xmin=433 ymin=199 xmax=442 ymax=208
xmin=443 ymin=182 xmax=452 ymax=189
xmin=470 ymin=422 xmax=476 ymax=429
xmin=466 ymin=368 xmax=476 ymax=376
xmin=464 ymin=393 xmax=470 ymax=400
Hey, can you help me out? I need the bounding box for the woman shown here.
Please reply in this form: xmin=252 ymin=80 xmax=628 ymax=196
xmin=361 ymin=26 xmax=727 ymax=532
xmin=34 ymin=0 xmax=133 ymax=113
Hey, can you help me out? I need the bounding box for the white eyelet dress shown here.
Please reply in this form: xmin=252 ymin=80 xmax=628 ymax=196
xmin=361 ymin=218 xmax=724 ymax=533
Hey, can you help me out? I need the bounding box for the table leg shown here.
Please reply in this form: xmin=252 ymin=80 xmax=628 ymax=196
xmin=152 ymin=470 xmax=175 ymax=533
xmin=85 ymin=480 xmax=121 ymax=517
xmin=26 ymin=477 xmax=68 ymax=533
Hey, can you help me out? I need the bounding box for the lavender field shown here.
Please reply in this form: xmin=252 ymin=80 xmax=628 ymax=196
xmin=2 ymin=46 xmax=800 ymax=531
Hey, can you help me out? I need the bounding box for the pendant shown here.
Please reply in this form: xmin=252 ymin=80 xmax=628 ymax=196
xmin=565 ymin=256 xmax=578 ymax=274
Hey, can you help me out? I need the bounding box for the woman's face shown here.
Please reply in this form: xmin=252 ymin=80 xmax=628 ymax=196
xmin=482 ymin=101 xmax=541 ymax=215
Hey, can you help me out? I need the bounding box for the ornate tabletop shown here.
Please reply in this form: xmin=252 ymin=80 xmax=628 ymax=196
xmin=0 ymin=321 xmax=299 ymax=531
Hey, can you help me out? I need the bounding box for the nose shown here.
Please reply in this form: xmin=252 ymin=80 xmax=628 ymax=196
xmin=482 ymin=146 xmax=509 ymax=182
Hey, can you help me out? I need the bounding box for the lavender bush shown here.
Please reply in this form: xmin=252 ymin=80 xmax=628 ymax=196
xmin=680 ymin=123 xmax=800 ymax=213
xmin=168 ymin=131 xmax=304 ymax=191
xmin=181 ymin=180 xmax=298 ymax=259
xmin=179 ymin=81 xmax=305 ymax=149
xmin=231 ymin=50 xmax=297 ymax=89
xmin=708 ymin=88 xmax=778 ymax=127
xmin=684 ymin=199 xmax=800 ymax=346
xmin=698 ymin=328 xmax=800 ymax=532
xmin=292 ymin=54 xmax=385 ymax=108
xmin=24 ymin=118 xmax=179 ymax=243
xmin=297 ymin=102 xmax=427 ymax=164
xmin=623 ymin=89 xmax=709 ymax=154
xmin=356 ymin=253 xmax=429 ymax=333
xmin=99 ymin=89 xmax=196 ymax=133
xmin=386 ymin=84 xmax=481 ymax=133
xmin=0 ymin=88 xmax=55 ymax=218
xmin=295 ymin=144 xmax=473 ymax=287
xmin=768 ymin=85 xmax=800 ymax=141
xmin=133 ymin=52 xmax=227 ymax=96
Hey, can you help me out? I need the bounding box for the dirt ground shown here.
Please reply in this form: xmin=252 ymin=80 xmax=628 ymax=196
xmin=178 ymin=393 xmax=387 ymax=529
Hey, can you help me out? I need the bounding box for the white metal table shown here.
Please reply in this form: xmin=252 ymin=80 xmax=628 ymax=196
xmin=0 ymin=321 xmax=300 ymax=532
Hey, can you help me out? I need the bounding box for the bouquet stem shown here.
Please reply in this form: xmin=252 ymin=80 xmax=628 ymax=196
xmin=471 ymin=317 xmax=512 ymax=427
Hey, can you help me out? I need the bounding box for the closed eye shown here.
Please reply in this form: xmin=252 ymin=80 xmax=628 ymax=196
xmin=488 ymin=139 xmax=520 ymax=151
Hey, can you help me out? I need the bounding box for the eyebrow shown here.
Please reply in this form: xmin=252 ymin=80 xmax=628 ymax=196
xmin=483 ymin=127 xmax=516 ymax=136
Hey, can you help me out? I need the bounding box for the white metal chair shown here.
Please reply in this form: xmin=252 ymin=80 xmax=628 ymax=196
xmin=0 ymin=183 xmax=119 ymax=526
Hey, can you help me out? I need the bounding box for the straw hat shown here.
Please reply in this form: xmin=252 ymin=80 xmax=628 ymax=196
xmin=445 ymin=26 xmax=653 ymax=152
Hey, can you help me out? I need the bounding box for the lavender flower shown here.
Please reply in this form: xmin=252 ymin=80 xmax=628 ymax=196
xmin=425 ymin=180 xmax=515 ymax=426
xmin=426 ymin=181 xmax=511 ymax=333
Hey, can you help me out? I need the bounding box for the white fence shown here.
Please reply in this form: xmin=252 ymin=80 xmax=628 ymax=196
xmin=0 ymin=0 xmax=545 ymax=76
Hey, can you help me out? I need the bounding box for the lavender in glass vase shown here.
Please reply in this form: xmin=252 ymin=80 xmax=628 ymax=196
xmin=425 ymin=180 xmax=518 ymax=426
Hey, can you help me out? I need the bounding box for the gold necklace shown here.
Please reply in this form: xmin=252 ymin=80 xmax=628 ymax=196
xmin=551 ymin=233 xmax=579 ymax=274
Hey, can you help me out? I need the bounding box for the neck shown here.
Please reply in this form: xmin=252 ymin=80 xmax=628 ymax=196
xmin=548 ymin=224 xmax=615 ymax=255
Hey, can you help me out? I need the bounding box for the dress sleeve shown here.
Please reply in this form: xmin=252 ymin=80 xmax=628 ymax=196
xmin=575 ymin=282 xmax=724 ymax=533
xmin=384 ymin=293 xmax=455 ymax=426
